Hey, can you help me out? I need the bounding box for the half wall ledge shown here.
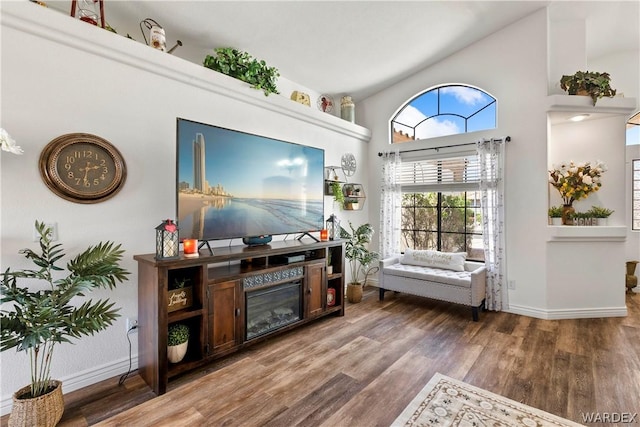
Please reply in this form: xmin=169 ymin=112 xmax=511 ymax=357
xmin=547 ymin=225 xmax=627 ymax=242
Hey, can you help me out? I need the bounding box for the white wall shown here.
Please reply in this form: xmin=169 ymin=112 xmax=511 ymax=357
xmin=360 ymin=9 xmax=551 ymax=311
xmin=359 ymin=7 xmax=638 ymax=317
xmin=0 ymin=3 xmax=370 ymax=413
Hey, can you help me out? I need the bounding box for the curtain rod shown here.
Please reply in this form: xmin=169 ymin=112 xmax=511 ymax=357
xmin=378 ymin=135 xmax=510 ymax=157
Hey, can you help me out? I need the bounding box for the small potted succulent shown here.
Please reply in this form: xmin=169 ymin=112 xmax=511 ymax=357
xmin=548 ymin=206 xmax=563 ymax=225
xmin=167 ymin=323 xmax=189 ymax=363
xmin=560 ymin=71 xmax=616 ymax=106
xmin=587 ymin=206 xmax=614 ymax=226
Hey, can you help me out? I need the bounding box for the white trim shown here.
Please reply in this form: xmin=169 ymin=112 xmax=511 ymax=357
xmin=547 ymin=225 xmax=627 ymax=241
xmin=0 ymin=2 xmax=371 ymax=143
xmin=0 ymin=355 xmax=138 ymax=416
xmin=547 ymin=95 xmax=637 ymax=115
xmin=507 ymin=304 xmax=627 ymax=320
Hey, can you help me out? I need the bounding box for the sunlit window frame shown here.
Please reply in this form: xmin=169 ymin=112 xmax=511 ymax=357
xmin=390 ymin=84 xmax=496 ymax=143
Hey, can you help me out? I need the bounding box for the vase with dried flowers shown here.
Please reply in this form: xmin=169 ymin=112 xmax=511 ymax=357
xmin=549 ymin=160 xmax=606 ymax=225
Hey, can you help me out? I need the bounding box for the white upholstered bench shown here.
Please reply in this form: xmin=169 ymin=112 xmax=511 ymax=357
xmin=378 ymin=250 xmax=486 ymax=321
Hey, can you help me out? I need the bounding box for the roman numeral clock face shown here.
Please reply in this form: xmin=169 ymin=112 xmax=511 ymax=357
xmin=39 ymin=133 xmax=126 ymax=203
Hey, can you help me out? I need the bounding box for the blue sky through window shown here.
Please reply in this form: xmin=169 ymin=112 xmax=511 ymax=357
xmin=392 ymin=85 xmax=496 ymax=142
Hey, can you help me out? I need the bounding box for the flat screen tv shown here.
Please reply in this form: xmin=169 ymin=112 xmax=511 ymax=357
xmin=176 ymin=118 xmax=325 ymax=242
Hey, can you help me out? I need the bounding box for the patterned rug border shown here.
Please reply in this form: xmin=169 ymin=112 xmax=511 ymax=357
xmin=391 ymin=373 xmax=585 ymax=427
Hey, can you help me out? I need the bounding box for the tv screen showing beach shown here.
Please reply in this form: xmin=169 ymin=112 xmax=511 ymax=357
xmin=176 ymin=118 xmax=325 ymax=241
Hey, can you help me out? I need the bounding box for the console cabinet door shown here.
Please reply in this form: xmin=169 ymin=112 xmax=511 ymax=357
xmin=207 ymin=280 xmax=242 ymax=355
xmin=306 ymin=261 xmax=326 ymax=318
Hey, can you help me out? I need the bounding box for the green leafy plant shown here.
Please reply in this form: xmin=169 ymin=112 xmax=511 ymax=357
xmin=170 ymin=277 xmax=190 ymax=290
xmin=331 ymin=181 xmax=345 ymax=205
xmin=548 ymin=206 xmax=563 ymax=218
xmin=203 ymin=48 xmax=280 ymax=96
xmin=587 ymin=205 xmax=614 ymax=218
xmin=339 ymin=222 xmax=379 ymax=286
xmin=168 ymin=323 xmax=189 ymax=346
xmin=560 ymin=71 xmax=616 ymax=106
xmin=0 ymin=221 xmax=129 ymax=398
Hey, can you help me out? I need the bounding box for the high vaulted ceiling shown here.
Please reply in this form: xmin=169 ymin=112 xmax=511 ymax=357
xmin=44 ymin=1 xmax=639 ymax=101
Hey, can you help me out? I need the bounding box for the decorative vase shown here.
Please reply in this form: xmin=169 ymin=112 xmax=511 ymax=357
xmin=346 ymin=283 xmax=363 ymax=303
xmin=562 ymin=204 xmax=575 ymax=225
xmin=9 ymin=380 xmax=64 ymax=427
xmin=340 ymin=96 xmax=355 ymax=123
xmin=168 ymin=341 xmax=188 ymax=363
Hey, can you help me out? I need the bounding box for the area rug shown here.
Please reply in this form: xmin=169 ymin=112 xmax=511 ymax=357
xmin=391 ymin=373 xmax=584 ymax=427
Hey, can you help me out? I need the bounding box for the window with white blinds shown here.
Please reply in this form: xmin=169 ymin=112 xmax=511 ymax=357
xmin=398 ymin=153 xmax=481 ymax=193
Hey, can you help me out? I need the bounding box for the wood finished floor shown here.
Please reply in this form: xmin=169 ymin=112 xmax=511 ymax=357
xmin=3 ymin=288 xmax=640 ymax=427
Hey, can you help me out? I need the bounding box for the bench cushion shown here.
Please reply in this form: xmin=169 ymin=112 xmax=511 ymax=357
xmin=382 ymin=263 xmax=473 ymax=288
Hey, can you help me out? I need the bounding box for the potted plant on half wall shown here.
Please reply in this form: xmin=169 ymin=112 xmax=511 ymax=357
xmin=339 ymin=222 xmax=379 ymax=303
xmin=0 ymin=221 xmax=129 ymax=427
xmin=560 ymin=70 xmax=616 ymax=106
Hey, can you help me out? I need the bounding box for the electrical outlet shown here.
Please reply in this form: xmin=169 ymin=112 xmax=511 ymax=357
xmin=508 ymin=280 xmax=516 ymax=290
xmin=126 ymin=318 xmax=138 ymax=333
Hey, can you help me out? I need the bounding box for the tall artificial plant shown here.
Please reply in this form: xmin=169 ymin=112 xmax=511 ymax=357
xmin=0 ymin=221 xmax=129 ymax=398
xmin=339 ymin=222 xmax=379 ymax=285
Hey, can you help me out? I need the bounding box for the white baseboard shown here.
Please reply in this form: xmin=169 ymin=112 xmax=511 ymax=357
xmin=506 ymin=304 xmax=628 ymax=319
xmin=1 ymin=355 xmax=138 ymax=416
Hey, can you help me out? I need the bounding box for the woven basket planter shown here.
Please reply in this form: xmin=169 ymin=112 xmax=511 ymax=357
xmin=346 ymin=283 xmax=363 ymax=303
xmin=9 ymin=380 xmax=64 ymax=427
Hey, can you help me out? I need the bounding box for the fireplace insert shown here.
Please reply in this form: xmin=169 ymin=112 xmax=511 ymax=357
xmin=245 ymin=281 xmax=302 ymax=340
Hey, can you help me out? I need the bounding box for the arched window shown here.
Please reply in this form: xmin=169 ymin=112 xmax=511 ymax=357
xmin=391 ymin=84 xmax=496 ymax=143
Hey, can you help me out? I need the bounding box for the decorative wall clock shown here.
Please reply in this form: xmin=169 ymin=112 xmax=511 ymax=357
xmin=39 ymin=133 xmax=126 ymax=204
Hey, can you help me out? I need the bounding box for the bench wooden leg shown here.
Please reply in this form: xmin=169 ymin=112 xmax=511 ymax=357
xmin=379 ymin=287 xmax=386 ymax=301
xmin=472 ymin=306 xmax=479 ymax=322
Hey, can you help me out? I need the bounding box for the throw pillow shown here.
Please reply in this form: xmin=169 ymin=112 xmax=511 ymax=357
xmin=401 ymin=248 xmax=467 ymax=272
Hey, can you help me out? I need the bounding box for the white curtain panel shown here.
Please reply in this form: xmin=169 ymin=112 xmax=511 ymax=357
xmin=476 ymin=139 xmax=507 ymax=311
xmin=379 ymin=151 xmax=402 ymax=258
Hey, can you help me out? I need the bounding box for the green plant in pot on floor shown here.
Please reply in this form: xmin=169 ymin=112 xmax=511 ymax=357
xmin=339 ymin=222 xmax=379 ymax=303
xmin=0 ymin=221 xmax=129 ymax=427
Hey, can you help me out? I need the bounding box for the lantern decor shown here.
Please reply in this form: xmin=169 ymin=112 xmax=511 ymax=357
xmin=156 ymin=219 xmax=179 ymax=260
xmin=326 ymin=214 xmax=340 ymax=241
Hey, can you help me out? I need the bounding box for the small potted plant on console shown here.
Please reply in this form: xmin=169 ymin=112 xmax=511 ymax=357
xmin=167 ymin=323 xmax=189 ymax=363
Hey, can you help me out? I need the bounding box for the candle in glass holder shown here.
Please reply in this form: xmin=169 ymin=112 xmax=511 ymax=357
xmin=320 ymin=229 xmax=328 ymax=241
xmin=183 ymin=239 xmax=199 ymax=257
